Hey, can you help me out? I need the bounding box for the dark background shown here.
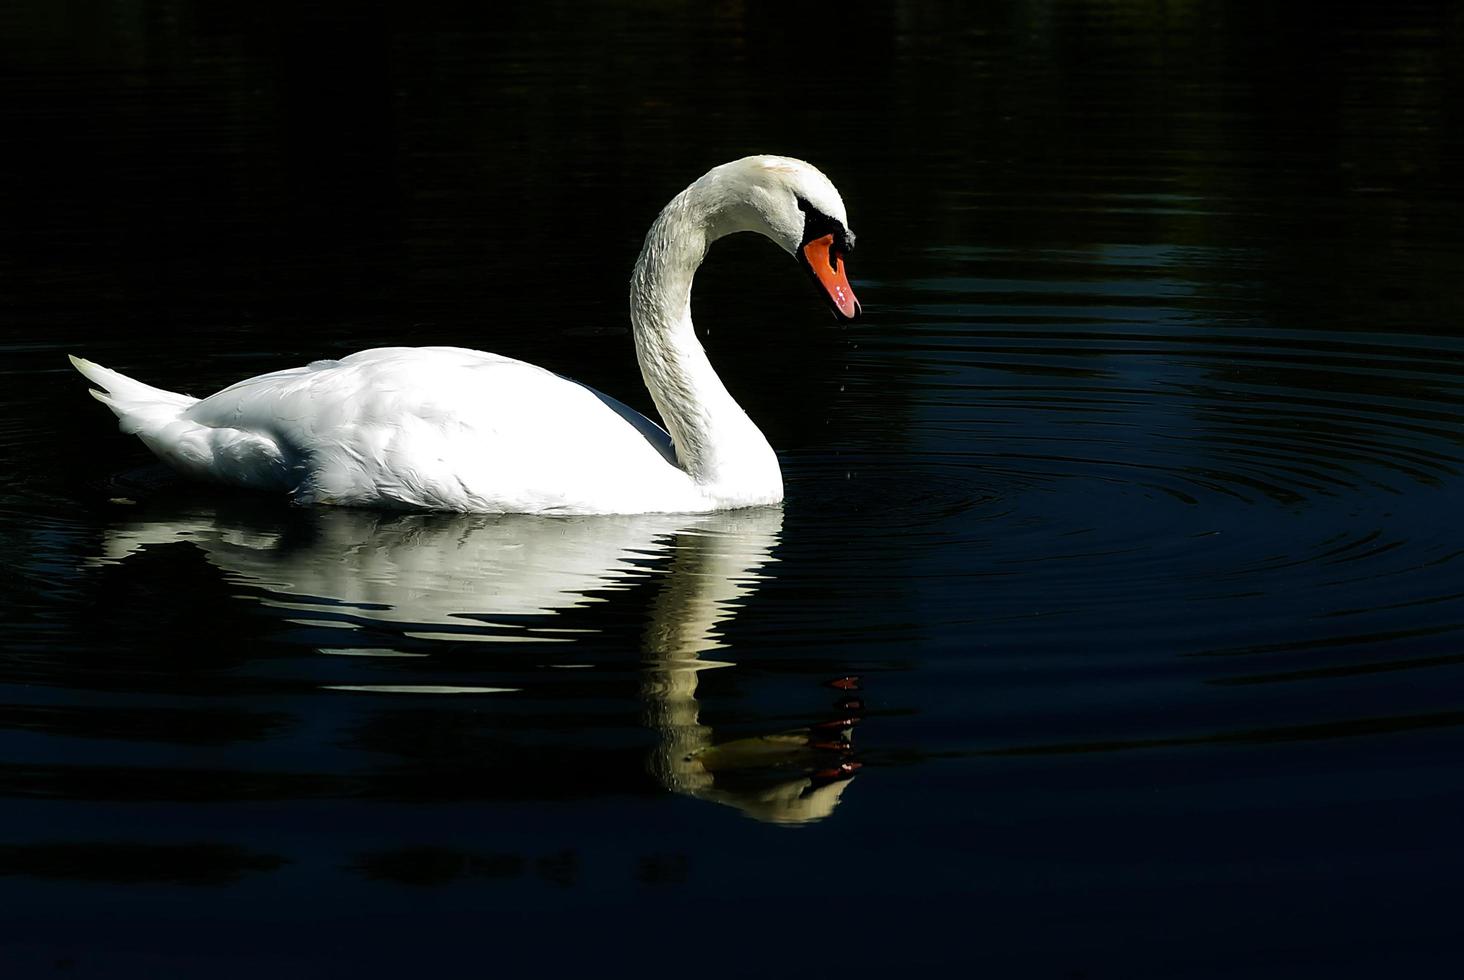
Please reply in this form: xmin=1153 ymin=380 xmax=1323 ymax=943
xmin=3 ymin=1 xmax=1464 ymax=976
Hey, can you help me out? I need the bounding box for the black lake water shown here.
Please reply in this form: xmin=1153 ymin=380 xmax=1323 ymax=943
xmin=3 ymin=3 xmax=1464 ymax=975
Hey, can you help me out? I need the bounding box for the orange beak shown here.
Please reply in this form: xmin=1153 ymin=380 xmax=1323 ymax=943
xmin=800 ymin=233 xmax=861 ymax=321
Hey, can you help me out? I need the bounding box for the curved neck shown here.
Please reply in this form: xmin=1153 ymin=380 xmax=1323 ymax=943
xmin=629 ymin=181 xmax=781 ymax=501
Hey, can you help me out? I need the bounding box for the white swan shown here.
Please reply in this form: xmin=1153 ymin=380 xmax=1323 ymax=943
xmin=70 ymin=155 xmax=860 ymax=514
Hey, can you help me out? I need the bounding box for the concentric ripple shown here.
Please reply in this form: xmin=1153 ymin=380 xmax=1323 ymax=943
xmin=769 ymin=238 xmax=1464 ymax=755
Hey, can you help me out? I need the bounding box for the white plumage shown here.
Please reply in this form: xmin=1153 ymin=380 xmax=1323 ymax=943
xmin=70 ymin=156 xmax=858 ymax=514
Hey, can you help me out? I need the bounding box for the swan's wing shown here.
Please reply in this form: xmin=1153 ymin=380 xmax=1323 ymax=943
xmin=184 ymin=347 xmax=682 ymax=511
xmin=572 ymin=382 xmax=676 ymax=467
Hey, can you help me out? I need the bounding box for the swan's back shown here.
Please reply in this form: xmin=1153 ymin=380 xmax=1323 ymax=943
xmin=184 ymin=347 xmax=686 ymax=512
xmin=72 ymin=347 xmax=690 ymax=513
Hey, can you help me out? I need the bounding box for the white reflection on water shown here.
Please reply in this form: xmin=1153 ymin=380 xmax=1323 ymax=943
xmin=95 ymin=502 xmax=855 ymax=823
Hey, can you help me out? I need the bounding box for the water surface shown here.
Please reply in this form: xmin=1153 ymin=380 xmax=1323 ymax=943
xmin=3 ymin=2 xmax=1464 ymax=976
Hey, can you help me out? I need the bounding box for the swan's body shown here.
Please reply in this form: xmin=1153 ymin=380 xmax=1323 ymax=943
xmin=71 ymin=156 xmax=859 ymax=514
xmin=75 ymin=346 xmax=712 ymax=513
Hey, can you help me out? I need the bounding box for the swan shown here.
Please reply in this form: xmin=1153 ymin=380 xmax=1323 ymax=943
xmin=69 ymin=155 xmax=860 ymax=514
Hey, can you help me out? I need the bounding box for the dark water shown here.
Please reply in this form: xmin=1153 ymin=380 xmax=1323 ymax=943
xmin=4 ymin=2 xmax=1464 ymax=975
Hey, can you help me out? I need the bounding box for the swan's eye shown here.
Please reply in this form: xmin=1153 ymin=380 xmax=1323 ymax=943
xmin=796 ymin=195 xmax=838 ymax=241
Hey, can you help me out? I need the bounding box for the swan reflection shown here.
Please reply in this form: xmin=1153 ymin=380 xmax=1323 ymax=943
xmin=96 ymin=499 xmax=858 ymax=823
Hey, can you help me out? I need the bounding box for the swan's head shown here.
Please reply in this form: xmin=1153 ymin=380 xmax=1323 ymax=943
xmin=702 ymin=155 xmax=861 ymax=322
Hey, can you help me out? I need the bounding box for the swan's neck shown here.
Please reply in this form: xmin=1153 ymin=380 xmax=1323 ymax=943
xmin=629 ymin=182 xmax=782 ymax=504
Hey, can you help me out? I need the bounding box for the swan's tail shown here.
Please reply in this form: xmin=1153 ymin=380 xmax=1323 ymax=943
xmin=70 ymin=355 xmax=293 ymax=491
xmin=69 ymin=355 xmax=198 ymax=435
xmin=69 ymin=354 xmax=210 ymax=477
